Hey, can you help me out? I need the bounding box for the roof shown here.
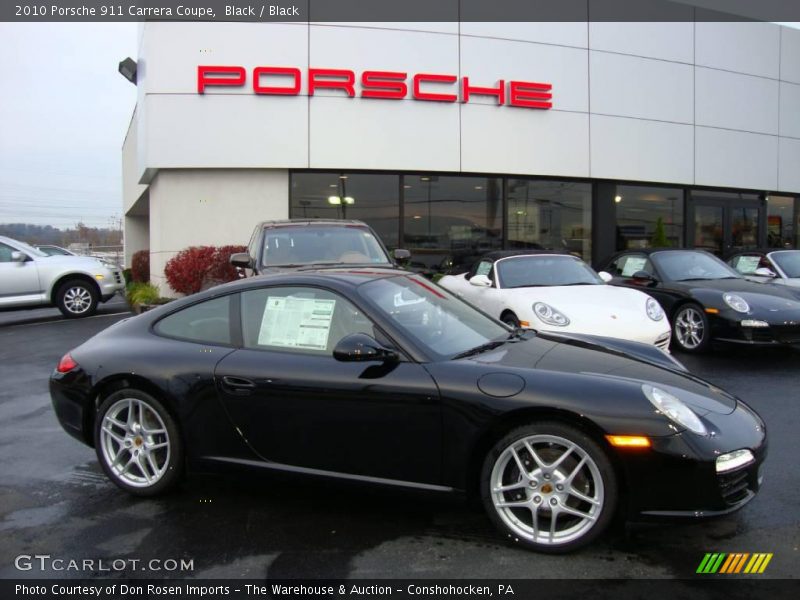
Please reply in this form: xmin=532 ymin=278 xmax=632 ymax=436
xmin=479 ymin=249 xmax=576 ymax=261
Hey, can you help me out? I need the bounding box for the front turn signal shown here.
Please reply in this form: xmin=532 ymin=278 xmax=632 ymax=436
xmin=606 ymin=435 xmax=651 ymax=448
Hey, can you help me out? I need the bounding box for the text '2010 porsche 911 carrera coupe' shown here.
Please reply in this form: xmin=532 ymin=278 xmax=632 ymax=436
xmin=51 ymin=269 xmax=767 ymax=552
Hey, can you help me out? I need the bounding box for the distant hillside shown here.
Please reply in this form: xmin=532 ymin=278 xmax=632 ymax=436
xmin=0 ymin=223 xmax=122 ymax=247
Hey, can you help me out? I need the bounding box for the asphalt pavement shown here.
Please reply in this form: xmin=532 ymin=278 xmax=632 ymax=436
xmin=0 ymin=306 xmax=798 ymax=579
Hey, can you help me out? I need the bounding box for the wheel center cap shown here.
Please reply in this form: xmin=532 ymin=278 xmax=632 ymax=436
xmin=541 ymin=483 xmax=553 ymax=494
xmin=134 ymin=437 xmax=143 ymax=447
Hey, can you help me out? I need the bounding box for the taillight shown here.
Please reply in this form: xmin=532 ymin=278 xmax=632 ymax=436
xmin=56 ymin=353 xmax=78 ymax=373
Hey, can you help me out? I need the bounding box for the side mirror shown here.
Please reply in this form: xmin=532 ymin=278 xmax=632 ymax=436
xmin=754 ymin=267 xmax=776 ymax=278
xmin=393 ymin=248 xmax=411 ymax=261
xmin=469 ymin=274 xmax=492 ymax=287
xmin=333 ymin=333 xmax=398 ymax=363
xmin=598 ymin=271 xmax=613 ymax=283
xmin=230 ymin=252 xmax=253 ymax=269
xmin=10 ymin=251 xmax=26 ymax=263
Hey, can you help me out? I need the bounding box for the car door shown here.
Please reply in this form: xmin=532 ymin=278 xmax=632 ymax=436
xmin=461 ymin=259 xmax=502 ymax=314
xmin=0 ymin=242 xmax=42 ymax=307
xmin=606 ymin=253 xmax=679 ymax=313
xmin=214 ymin=285 xmax=443 ymax=485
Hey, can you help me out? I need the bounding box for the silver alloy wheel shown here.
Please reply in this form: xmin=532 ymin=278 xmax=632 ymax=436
xmin=674 ymin=306 xmax=705 ymax=350
xmin=63 ymin=286 xmax=93 ymax=314
xmin=490 ymin=434 xmax=604 ymax=546
xmin=100 ymin=398 xmax=170 ymax=488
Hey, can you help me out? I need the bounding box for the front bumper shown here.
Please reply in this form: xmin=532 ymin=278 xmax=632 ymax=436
xmin=710 ymin=313 xmax=800 ymax=346
xmin=616 ymin=400 xmax=767 ymax=519
xmin=98 ymin=268 xmax=125 ymax=297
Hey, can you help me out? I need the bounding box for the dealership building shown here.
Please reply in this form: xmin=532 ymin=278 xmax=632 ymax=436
xmin=122 ymin=19 xmax=800 ymax=291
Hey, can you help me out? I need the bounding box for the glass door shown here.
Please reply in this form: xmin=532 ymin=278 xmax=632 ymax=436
xmin=688 ymin=192 xmax=765 ymax=256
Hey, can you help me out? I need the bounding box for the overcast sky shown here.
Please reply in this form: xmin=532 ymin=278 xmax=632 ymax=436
xmin=0 ymin=22 xmax=797 ymax=230
xmin=0 ymin=23 xmax=137 ymax=228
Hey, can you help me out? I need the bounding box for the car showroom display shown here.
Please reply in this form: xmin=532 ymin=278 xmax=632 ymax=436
xmin=229 ymin=219 xmax=410 ymax=275
xmin=438 ymin=251 xmax=672 ymax=350
xmin=726 ymin=248 xmax=800 ymax=289
xmin=0 ymin=235 xmax=125 ymax=318
xmin=600 ymin=248 xmax=800 ymax=353
xmin=51 ymin=268 xmax=766 ymax=552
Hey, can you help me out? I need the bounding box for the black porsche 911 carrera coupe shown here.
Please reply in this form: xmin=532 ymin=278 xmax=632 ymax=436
xmin=600 ymin=248 xmax=800 ymax=353
xmin=51 ymin=268 xmax=767 ymax=552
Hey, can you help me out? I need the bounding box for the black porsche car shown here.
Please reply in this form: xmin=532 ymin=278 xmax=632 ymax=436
xmin=600 ymin=248 xmax=800 ymax=353
xmin=51 ymin=269 xmax=766 ymax=552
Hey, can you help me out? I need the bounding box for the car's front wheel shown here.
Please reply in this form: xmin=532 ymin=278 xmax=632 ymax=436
xmin=56 ymin=279 xmax=98 ymax=318
xmin=94 ymin=389 xmax=183 ymax=496
xmin=672 ymin=304 xmax=711 ymax=353
xmin=481 ymin=422 xmax=617 ymax=553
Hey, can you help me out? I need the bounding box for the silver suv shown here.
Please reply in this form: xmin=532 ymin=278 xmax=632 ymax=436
xmin=0 ymin=235 xmax=125 ymax=318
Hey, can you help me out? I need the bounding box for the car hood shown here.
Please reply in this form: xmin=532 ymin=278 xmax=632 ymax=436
xmin=38 ymin=255 xmax=107 ymax=268
xmin=501 ymin=284 xmax=652 ymax=317
xmin=677 ymin=278 xmax=800 ymax=316
xmin=465 ymin=332 xmax=737 ymax=415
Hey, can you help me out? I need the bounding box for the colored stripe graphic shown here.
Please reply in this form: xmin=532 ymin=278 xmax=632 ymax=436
xmin=697 ymin=552 xmax=772 ymax=574
xmin=697 ymin=553 xmax=727 ymax=573
xmin=733 ymin=553 xmax=750 ymax=573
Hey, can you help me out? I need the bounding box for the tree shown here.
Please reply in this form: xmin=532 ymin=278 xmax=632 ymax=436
xmin=651 ymin=217 xmax=670 ymax=248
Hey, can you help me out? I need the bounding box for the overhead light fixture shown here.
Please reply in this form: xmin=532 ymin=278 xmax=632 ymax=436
xmin=327 ymin=196 xmax=341 ymax=205
xmin=420 ymin=176 xmax=431 ymax=182
xmin=515 ymin=210 xmax=526 ymax=216
xmin=413 ymin=215 xmax=422 ymax=220
xmin=339 ymin=175 xmax=348 ymax=180
xmin=343 ymin=196 xmax=355 ymax=205
xmin=403 ymin=185 xmax=412 ymax=189
xmin=474 ymin=186 xmax=483 ymax=190
xmin=614 ymin=195 xmax=623 ymax=203
xmin=118 ymin=57 xmax=137 ymax=84
xmin=329 ymin=184 xmax=337 ymax=188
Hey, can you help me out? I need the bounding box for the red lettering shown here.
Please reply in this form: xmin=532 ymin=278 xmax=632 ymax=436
xmin=197 ymin=65 xmax=246 ymax=93
xmin=412 ymin=73 xmax=458 ymax=102
xmin=361 ymin=71 xmax=408 ymax=99
xmin=253 ymin=66 xmax=301 ymax=95
xmin=509 ymin=81 xmax=552 ymax=109
xmin=308 ymin=68 xmax=355 ymax=97
xmin=461 ymin=77 xmax=505 ymax=105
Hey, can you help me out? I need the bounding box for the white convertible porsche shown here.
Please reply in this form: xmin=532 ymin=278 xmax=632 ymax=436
xmin=438 ymin=250 xmax=672 ymax=351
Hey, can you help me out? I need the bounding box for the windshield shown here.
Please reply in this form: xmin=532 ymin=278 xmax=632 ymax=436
xmin=497 ymin=255 xmax=602 ymax=288
xmin=653 ymin=250 xmax=741 ymax=281
xmin=261 ymin=226 xmax=390 ymax=267
xmin=770 ymin=251 xmax=800 ymax=278
xmin=359 ymin=275 xmax=509 ymax=361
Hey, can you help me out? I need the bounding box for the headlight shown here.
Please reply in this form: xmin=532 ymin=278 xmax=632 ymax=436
xmin=723 ymin=293 xmax=750 ymax=314
xmin=642 ymin=384 xmax=707 ymax=435
xmin=533 ymin=302 xmax=570 ymax=326
xmin=646 ymin=297 xmax=664 ymax=321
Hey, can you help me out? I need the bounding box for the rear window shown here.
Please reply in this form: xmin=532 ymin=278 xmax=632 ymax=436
xmin=261 ymin=226 xmax=390 ymax=267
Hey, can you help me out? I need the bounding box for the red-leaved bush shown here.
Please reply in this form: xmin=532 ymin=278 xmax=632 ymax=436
xmin=131 ymin=250 xmax=150 ymax=283
xmin=164 ymin=245 xmax=247 ymax=295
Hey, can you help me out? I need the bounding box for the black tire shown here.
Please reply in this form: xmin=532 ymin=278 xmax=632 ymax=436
xmin=671 ymin=303 xmax=711 ymax=354
xmin=94 ymin=388 xmax=183 ymax=497
xmin=55 ymin=278 xmax=99 ymax=318
xmin=501 ymin=311 xmax=520 ymax=328
xmin=480 ymin=421 xmax=618 ymax=553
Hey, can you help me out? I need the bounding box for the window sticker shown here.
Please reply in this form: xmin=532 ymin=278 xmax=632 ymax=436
xmin=476 ymin=261 xmax=492 ymax=276
xmin=735 ymin=256 xmax=761 ymax=274
xmin=621 ymin=257 xmax=647 ymax=277
xmin=258 ymin=296 xmax=336 ymax=350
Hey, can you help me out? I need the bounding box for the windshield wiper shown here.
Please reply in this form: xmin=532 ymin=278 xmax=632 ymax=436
xmin=560 ymin=282 xmax=596 ymax=286
xmin=451 ymin=331 xmax=525 ymax=360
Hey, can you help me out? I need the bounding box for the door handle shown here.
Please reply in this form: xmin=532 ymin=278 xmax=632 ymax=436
xmin=221 ymin=376 xmax=256 ymax=393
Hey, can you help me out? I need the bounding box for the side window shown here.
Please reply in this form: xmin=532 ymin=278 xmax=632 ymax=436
xmin=0 ymin=242 xmax=16 ymax=263
xmin=611 ymin=254 xmax=654 ymax=277
xmin=729 ymin=254 xmax=761 ymax=274
xmin=241 ymin=287 xmax=377 ymax=355
xmin=154 ymin=296 xmax=231 ymax=345
xmin=247 ymin=226 xmax=261 ymax=261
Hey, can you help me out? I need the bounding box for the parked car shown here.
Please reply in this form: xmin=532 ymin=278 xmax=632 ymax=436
xmin=438 ymin=250 xmax=672 ymax=351
xmin=230 ymin=219 xmax=410 ymax=275
xmin=599 ymin=248 xmax=800 ymax=353
xmin=725 ymin=248 xmax=800 ymax=289
xmin=51 ymin=268 xmax=766 ymax=552
xmin=36 ymin=244 xmax=76 ymax=256
xmin=0 ymin=235 xmax=124 ymax=318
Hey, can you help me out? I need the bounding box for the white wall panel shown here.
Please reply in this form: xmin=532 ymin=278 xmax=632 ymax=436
xmin=143 ymin=95 xmax=308 ymax=169
xmin=779 ymin=137 xmax=800 ymax=193
xmin=781 ymin=26 xmax=800 ymax=85
xmin=142 ymin=22 xmax=309 ymax=95
xmin=309 ymin=97 xmax=460 ymax=171
xmin=312 ymin=22 xmax=459 ymax=34
xmin=309 ymin=26 xmax=459 ymax=98
xmin=780 ymin=82 xmax=800 ymax=139
xmin=590 ymin=52 xmax=693 ymax=123
xmin=460 ymin=22 xmax=587 ymax=48
xmin=590 ymin=115 xmax=693 ymax=184
xmin=695 ymin=22 xmax=780 ymax=80
xmin=460 ymin=104 xmax=589 ymax=177
xmin=460 ymin=37 xmax=588 ymax=111
xmin=695 ymin=68 xmax=779 ymax=135
xmin=695 ymin=127 xmax=778 ymax=190
xmin=589 ymin=22 xmax=693 ymax=64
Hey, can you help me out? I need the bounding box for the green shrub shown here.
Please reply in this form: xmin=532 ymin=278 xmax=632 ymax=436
xmin=126 ymin=282 xmax=160 ymax=306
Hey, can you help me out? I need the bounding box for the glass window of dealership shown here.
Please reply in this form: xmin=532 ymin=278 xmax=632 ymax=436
xmin=290 ymin=171 xmax=800 ymax=270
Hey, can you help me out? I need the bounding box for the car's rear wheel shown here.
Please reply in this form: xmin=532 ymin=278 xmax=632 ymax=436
xmin=672 ymin=304 xmax=711 ymax=353
xmin=56 ymin=279 xmax=98 ymax=318
xmin=94 ymin=389 xmax=183 ymax=496
xmin=481 ymin=422 xmax=617 ymax=553
xmin=501 ymin=311 xmax=520 ymax=328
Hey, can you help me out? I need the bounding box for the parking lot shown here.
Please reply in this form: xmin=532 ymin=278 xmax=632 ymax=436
xmin=1 ymin=305 xmax=798 ymax=580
